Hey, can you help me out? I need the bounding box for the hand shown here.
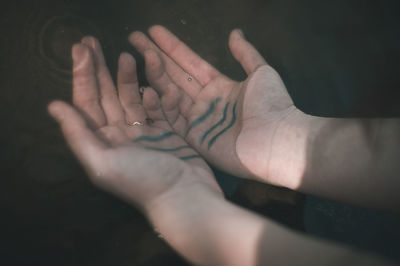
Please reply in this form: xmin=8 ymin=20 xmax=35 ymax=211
xmin=48 ymin=37 xmax=222 ymax=212
xmin=129 ymin=26 xmax=301 ymax=184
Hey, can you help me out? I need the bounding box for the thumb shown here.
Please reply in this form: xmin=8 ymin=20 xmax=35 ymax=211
xmin=48 ymin=100 xmax=107 ymax=173
xmin=228 ymin=29 xmax=267 ymax=75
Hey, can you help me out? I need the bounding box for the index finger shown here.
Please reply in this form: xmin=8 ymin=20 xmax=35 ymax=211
xmin=48 ymin=100 xmax=107 ymax=174
xmin=148 ymin=25 xmax=222 ymax=86
xmin=129 ymin=31 xmax=203 ymax=99
xmin=72 ymin=44 xmax=106 ymax=129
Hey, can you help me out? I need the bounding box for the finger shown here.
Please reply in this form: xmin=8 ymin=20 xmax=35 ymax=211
xmin=129 ymin=31 xmax=203 ymax=97
xmin=143 ymin=51 xmax=192 ymax=129
xmin=143 ymin=49 xmax=194 ymax=113
xmin=117 ymin=52 xmax=147 ymax=125
xmin=48 ymin=100 xmax=107 ymax=172
xmin=143 ymin=49 xmax=169 ymax=95
xmin=141 ymin=88 xmax=203 ymax=167
xmin=117 ymin=52 xmax=140 ymax=104
xmin=148 ymin=25 xmax=222 ymax=86
xmin=144 ymin=49 xmax=193 ymax=106
xmin=72 ymin=44 xmax=106 ymax=129
xmin=228 ymin=29 xmax=268 ymax=75
xmin=144 ymin=49 xmax=194 ymax=110
xmin=142 ymin=87 xmax=166 ymax=123
xmin=81 ymin=36 xmax=124 ymax=125
xmin=143 ymin=49 xmax=184 ymax=118
xmin=143 ymin=87 xmax=188 ymax=136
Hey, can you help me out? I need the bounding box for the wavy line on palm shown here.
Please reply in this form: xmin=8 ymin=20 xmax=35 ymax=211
xmin=185 ymin=97 xmax=222 ymax=137
xmin=208 ymin=101 xmax=238 ymax=150
xmin=200 ymin=102 xmax=230 ymax=145
xmin=130 ymin=26 xmax=295 ymax=181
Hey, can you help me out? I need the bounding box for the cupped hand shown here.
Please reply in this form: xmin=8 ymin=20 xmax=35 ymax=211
xmin=48 ymin=37 xmax=222 ymax=212
xmin=129 ymin=26 xmax=299 ymax=183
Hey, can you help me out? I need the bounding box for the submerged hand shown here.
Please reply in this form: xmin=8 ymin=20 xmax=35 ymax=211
xmin=129 ymin=26 xmax=300 ymax=183
xmin=48 ymin=37 xmax=222 ymax=211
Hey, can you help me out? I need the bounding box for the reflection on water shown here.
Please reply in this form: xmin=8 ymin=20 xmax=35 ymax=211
xmin=32 ymin=15 xmax=101 ymax=84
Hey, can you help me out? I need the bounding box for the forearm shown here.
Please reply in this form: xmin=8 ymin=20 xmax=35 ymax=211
xmin=145 ymin=182 xmax=263 ymax=266
xmin=144 ymin=178 xmax=393 ymax=266
xmin=269 ymin=109 xmax=400 ymax=210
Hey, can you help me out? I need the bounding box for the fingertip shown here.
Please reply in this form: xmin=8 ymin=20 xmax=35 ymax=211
xmin=128 ymin=31 xmax=145 ymax=45
xmin=120 ymin=51 xmax=134 ymax=59
xmin=229 ymin=29 xmax=243 ymax=45
xmin=81 ymin=36 xmax=97 ymax=49
xmin=129 ymin=31 xmax=142 ymax=38
xmin=128 ymin=31 xmax=136 ymax=42
xmin=228 ymin=29 xmax=267 ymax=74
xmin=119 ymin=52 xmax=136 ymax=68
xmin=48 ymin=100 xmax=62 ymax=113
xmin=81 ymin=36 xmax=106 ymax=61
xmin=48 ymin=100 xmax=68 ymax=122
xmin=236 ymin=28 xmax=245 ymax=38
xmin=148 ymin=25 xmax=165 ymax=36
xmin=72 ymin=43 xmax=91 ymax=62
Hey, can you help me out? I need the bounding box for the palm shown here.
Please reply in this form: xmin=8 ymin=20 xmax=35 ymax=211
xmin=48 ymin=36 xmax=221 ymax=210
xmin=130 ymin=26 xmax=294 ymax=179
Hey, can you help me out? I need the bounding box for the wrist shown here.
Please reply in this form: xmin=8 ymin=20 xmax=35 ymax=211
xmin=267 ymin=108 xmax=324 ymax=189
xmin=144 ymin=174 xmax=226 ymax=264
xmin=143 ymin=166 xmax=224 ymax=220
xmin=143 ymin=173 xmax=266 ymax=266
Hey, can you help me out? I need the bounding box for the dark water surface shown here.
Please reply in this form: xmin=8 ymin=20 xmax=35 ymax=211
xmin=1 ymin=0 xmax=400 ymax=265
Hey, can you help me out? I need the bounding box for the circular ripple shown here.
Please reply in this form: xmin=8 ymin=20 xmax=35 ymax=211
xmin=24 ymin=13 xmax=102 ymax=86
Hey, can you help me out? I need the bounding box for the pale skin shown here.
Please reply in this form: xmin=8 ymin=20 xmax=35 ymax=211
xmin=48 ymin=27 xmax=398 ymax=265
xmin=129 ymin=26 xmax=400 ymax=211
xmin=48 ymin=37 xmax=227 ymax=210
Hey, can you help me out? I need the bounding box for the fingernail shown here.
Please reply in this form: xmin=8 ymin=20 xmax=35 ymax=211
xmin=237 ymin=29 xmax=245 ymax=38
xmin=72 ymin=44 xmax=86 ymax=61
xmin=81 ymin=36 xmax=97 ymax=50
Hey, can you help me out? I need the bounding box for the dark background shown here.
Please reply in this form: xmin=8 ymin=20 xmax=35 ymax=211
xmin=1 ymin=0 xmax=400 ymax=265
